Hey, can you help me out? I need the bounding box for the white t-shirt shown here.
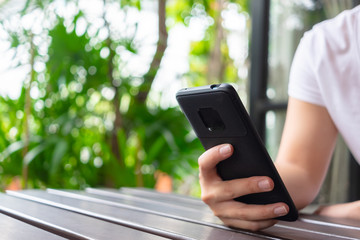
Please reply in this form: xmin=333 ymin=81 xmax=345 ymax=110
xmin=288 ymin=6 xmax=360 ymax=163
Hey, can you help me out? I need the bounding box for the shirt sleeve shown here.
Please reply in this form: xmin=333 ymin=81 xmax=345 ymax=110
xmin=288 ymin=30 xmax=325 ymax=107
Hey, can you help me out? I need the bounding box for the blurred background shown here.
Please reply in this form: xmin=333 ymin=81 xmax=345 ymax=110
xmin=0 ymin=0 xmax=358 ymax=205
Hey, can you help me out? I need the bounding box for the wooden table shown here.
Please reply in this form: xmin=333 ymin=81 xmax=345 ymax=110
xmin=0 ymin=188 xmax=359 ymax=239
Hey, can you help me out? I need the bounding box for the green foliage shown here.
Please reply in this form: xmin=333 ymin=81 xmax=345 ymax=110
xmin=0 ymin=0 xmax=249 ymax=195
xmin=168 ymin=0 xmax=249 ymax=87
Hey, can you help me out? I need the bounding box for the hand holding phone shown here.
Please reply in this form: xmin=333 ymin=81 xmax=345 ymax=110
xmin=176 ymin=83 xmax=298 ymax=223
xmin=198 ymin=143 xmax=290 ymax=230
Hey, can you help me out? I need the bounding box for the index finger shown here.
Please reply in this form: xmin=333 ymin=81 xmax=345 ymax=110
xmin=198 ymin=144 xmax=233 ymax=180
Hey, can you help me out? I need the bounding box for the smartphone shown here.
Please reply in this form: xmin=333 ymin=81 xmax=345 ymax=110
xmin=176 ymin=83 xmax=298 ymax=221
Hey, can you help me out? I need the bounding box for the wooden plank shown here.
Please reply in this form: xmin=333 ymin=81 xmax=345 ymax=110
xmin=7 ymin=190 xmax=276 ymax=240
xmin=4 ymin=188 xmax=359 ymax=239
xmin=0 ymin=213 xmax=65 ymax=240
xmin=87 ymin=188 xmax=212 ymax=214
xmin=48 ymin=189 xmax=288 ymax=239
xmin=273 ymin=215 xmax=360 ymax=240
xmin=86 ymin=188 xmax=360 ymax=240
xmin=83 ymin=189 xmax=320 ymax=240
xmin=118 ymin=187 xmax=207 ymax=209
xmin=0 ymin=193 xmax=167 ymax=240
xmin=266 ymin=221 xmax=360 ymax=240
xmin=300 ymin=213 xmax=360 ymax=229
xmin=59 ymin=188 xmax=360 ymax=240
xmin=83 ymin=188 xmax=219 ymax=223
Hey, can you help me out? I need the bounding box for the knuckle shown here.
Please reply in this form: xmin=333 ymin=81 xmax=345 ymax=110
xmin=201 ymin=192 xmax=215 ymax=204
xmin=198 ymin=171 xmax=204 ymax=181
xmin=261 ymin=208 xmax=272 ymax=219
xmin=212 ymin=209 xmax=222 ymax=218
xmin=247 ymin=222 xmax=262 ymax=232
xmin=234 ymin=210 xmax=247 ymax=220
xmin=247 ymin=176 xmax=267 ymax=194
xmin=221 ymin=218 xmax=233 ymax=227
xmin=223 ymin=219 xmax=262 ymax=232
xmin=258 ymin=207 xmax=273 ymax=220
xmin=198 ymin=170 xmax=207 ymax=184
xmin=198 ymin=172 xmax=203 ymax=182
xmin=245 ymin=179 xmax=259 ymax=194
xmin=197 ymin=159 xmax=208 ymax=173
xmin=222 ymin=183 xmax=237 ymax=200
xmin=197 ymin=155 xmax=204 ymax=166
xmin=198 ymin=149 xmax=211 ymax=167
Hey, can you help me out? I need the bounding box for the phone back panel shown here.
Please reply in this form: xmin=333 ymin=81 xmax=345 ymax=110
xmin=176 ymin=84 xmax=298 ymax=221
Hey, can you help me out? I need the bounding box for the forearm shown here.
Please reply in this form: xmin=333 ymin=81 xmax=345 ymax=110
xmin=275 ymin=161 xmax=323 ymax=210
xmin=274 ymin=98 xmax=338 ymax=210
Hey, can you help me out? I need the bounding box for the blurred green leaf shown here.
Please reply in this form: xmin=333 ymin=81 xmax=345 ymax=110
xmin=0 ymin=141 xmax=25 ymax=162
xmin=50 ymin=140 xmax=68 ymax=175
xmin=146 ymin=137 xmax=165 ymax=162
xmin=23 ymin=142 xmax=48 ymax=166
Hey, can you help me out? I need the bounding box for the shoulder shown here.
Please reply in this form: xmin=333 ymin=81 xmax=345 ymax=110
xmin=301 ymin=6 xmax=360 ymax=55
xmin=292 ymin=6 xmax=360 ymax=76
xmin=288 ymin=6 xmax=360 ymax=106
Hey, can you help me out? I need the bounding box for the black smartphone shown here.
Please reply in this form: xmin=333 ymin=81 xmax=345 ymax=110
xmin=176 ymin=83 xmax=298 ymax=221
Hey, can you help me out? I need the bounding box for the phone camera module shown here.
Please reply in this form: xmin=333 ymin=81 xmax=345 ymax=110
xmin=198 ymin=108 xmax=225 ymax=132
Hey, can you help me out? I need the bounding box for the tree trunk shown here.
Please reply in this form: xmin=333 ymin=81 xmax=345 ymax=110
xmin=207 ymin=0 xmax=226 ymax=84
xmin=22 ymin=33 xmax=36 ymax=189
xmin=132 ymin=0 xmax=168 ymax=187
xmin=135 ymin=0 xmax=168 ymax=104
xmin=135 ymin=133 xmax=144 ymax=187
xmin=103 ymin=0 xmax=124 ymax=168
xmin=108 ymin=37 xmax=124 ymax=168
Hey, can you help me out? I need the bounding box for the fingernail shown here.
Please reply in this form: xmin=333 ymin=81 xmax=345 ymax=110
xmin=219 ymin=145 xmax=231 ymax=156
xmin=258 ymin=179 xmax=272 ymax=191
xmin=274 ymin=206 xmax=288 ymax=216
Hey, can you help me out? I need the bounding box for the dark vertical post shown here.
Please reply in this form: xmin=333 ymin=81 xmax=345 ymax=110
xmin=249 ymin=0 xmax=270 ymax=141
xmin=348 ymin=0 xmax=360 ymax=202
xmin=348 ymin=154 xmax=360 ymax=201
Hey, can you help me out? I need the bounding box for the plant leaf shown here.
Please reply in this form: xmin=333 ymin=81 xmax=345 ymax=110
xmin=23 ymin=143 xmax=48 ymax=166
xmin=50 ymin=140 xmax=68 ymax=175
xmin=0 ymin=141 xmax=25 ymax=162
